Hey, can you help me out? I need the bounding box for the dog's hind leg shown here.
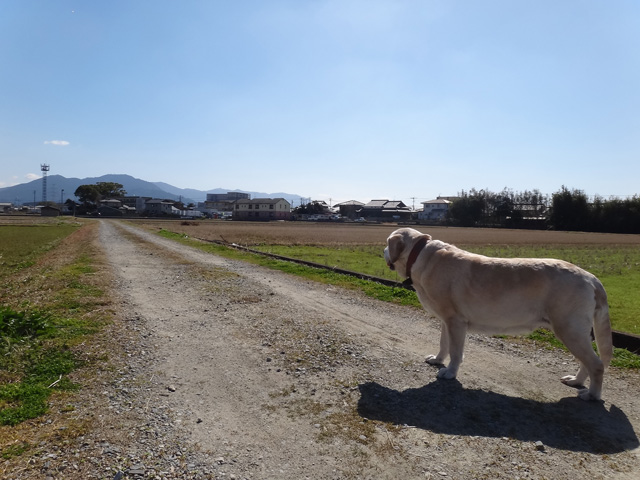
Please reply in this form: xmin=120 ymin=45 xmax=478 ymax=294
xmin=561 ymin=363 xmax=588 ymax=388
xmin=436 ymin=316 xmax=467 ymax=380
xmin=562 ymin=356 xmax=604 ymax=401
xmin=554 ymin=320 xmax=605 ymax=401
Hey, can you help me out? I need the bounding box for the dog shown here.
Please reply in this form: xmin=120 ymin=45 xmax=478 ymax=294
xmin=384 ymin=227 xmax=613 ymax=401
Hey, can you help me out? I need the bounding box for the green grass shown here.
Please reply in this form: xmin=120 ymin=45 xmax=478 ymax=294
xmin=0 ymin=223 xmax=107 ymax=427
xmin=0 ymin=306 xmax=51 ymax=339
xmin=611 ymin=347 xmax=640 ymax=368
xmin=0 ymin=306 xmax=81 ymax=425
xmin=596 ymin=273 xmax=640 ymax=338
xmin=0 ymin=224 xmax=79 ymax=278
xmin=50 ymin=254 xmax=106 ymax=324
xmin=1 ymin=441 xmax=30 ymax=460
xmin=254 ymin=244 xmax=393 ymax=279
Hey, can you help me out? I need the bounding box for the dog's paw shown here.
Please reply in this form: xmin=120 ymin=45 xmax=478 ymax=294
xmin=561 ymin=375 xmax=584 ymax=388
xmin=425 ymin=355 xmax=443 ymax=365
xmin=436 ymin=367 xmax=457 ymax=380
xmin=577 ymin=388 xmax=602 ymax=402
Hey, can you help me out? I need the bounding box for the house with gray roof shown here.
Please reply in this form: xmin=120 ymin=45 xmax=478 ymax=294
xmin=418 ymin=198 xmax=452 ymax=221
xmin=358 ymin=200 xmax=412 ymax=222
xmin=334 ymin=200 xmax=364 ymax=220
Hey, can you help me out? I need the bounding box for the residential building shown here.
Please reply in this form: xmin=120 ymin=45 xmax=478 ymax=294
xmin=334 ymin=200 xmax=364 ymax=220
xmin=144 ymin=199 xmax=175 ymax=216
xmin=206 ymin=192 xmax=250 ymax=202
xmin=174 ymin=208 xmax=204 ymax=219
xmin=121 ymin=196 xmax=152 ymax=214
xmin=233 ymin=198 xmax=291 ymax=220
xmin=358 ymin=200 xmax=412 ymax=222
xmin=100 ymin=198 xmax=122 ymax=209
xmin=98 ymin=197 xmax=142 ymax=216
xmin=41 ymin=205 xmax=61 ymax=217
xmin=205 ymin=192 xmax=250 ymax=215
xmin=418 ymin=198 xmax=452 ymax=222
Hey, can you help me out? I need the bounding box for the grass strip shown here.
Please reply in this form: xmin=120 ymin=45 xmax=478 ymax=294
xmin=0 ymin=222 xmax=109 ymax=430
xmin=0 ymin=223 xmax=79 ymax=278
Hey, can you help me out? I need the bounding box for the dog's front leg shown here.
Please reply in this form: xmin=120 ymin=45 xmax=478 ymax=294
xmin=426 ymin=319 xmax=449 ymax=365
xmin=436 ymin=316 xmax=467 ymax=380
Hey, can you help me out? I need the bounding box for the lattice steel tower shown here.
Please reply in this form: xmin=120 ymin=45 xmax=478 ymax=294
xmin=41 ymin=164 xmax=50 ymax=203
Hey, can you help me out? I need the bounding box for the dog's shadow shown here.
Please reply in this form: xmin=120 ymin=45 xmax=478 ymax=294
xmin=357 ymin=380 xmax=639 ymax=454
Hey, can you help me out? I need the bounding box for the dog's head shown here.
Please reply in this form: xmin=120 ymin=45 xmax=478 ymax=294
xmin=384 ymin=228 xmax=431 ymax=277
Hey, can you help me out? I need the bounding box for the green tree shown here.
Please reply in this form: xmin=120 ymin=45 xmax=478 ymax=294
xmin=447 ymin=190 xmax=486 ymax=227
xmin=549 ymin=186 xmax=590 ymax=231
xmin=494 ymin=188 xmax=514 ymax=224
xmin=73 ymin=182 xmax=127 ymax=214
xmin=292 ymin=201 xmax=326 ymax=215
xmin=95 ymin=182 xmax=127 ymax=198
xmin=74 ymin=184 xmax=100 ymax=204
xmin=74 ymin=182 xmax=126 ymax=203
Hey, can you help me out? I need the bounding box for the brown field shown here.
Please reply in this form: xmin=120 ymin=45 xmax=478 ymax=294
xmin=130 ymin=218 xmax=640 ymax=247
xmin=0 ymin=216 xmax=84 ymax=227
xmin=0 ymin=216 xmax=68 ymax=225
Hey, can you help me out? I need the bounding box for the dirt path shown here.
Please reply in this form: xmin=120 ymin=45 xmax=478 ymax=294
xmin=98 ymin=219 xmax=640 ymax=479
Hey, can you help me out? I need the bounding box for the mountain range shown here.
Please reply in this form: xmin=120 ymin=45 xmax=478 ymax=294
xmin=0 ymin=174 xmax=304 ymax=206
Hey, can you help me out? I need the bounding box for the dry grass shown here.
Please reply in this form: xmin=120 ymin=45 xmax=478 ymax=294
xmin=0 ymin=216 xmax=82 ymax=227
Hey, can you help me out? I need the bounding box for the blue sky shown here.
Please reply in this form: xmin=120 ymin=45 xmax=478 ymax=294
xmin=1 ymin=1 xmax=639 ymax=206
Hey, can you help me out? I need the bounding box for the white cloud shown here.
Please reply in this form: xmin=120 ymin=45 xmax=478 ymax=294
xmin=44 ymin=140 xmax=70 ymax=146
xmin=0 ymin=176 xmax=18 ymax=188
xmin=25 ymin=173 xmax=40 ymax=181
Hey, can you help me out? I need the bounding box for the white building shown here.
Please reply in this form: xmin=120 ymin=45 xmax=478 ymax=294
xmin=418 ymin=198 xmax=451 ymax=221
xmin=233 ymin=198 xmax=291 ymax=220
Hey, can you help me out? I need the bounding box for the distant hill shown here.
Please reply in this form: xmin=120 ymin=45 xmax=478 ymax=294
xmin=153 ymin=182 xmax=303 ymax=205
xmin=0 ymin=174 xmax=304 ymax=206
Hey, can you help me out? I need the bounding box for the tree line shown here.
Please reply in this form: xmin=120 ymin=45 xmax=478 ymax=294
xmin=72 ymin=181 xmax=193 ymax=215
xmin=446 ymin=187 xmax=640 ymax=234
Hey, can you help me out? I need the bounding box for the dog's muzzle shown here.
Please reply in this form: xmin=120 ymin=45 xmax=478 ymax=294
xmin=384 ymin=248 xmax=395 ymax=270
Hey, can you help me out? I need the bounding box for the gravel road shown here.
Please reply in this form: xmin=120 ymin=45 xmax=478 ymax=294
xmin=64 ymin=219 xmax=640 ymax=479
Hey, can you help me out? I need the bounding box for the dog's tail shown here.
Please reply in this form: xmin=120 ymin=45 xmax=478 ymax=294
xmin=593 ymin=280 xmax=613 ymax=368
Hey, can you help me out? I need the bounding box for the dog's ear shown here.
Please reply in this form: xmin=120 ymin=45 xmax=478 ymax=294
xmin=387 ymin=233 xmax=405 ymax=264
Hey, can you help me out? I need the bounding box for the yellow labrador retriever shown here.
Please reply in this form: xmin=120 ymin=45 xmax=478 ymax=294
xmin=384 ymin=227 xmax=613 ymax=401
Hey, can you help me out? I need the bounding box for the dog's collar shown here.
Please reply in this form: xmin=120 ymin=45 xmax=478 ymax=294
xmin=403 ymin=235 xmax=429 ymax=286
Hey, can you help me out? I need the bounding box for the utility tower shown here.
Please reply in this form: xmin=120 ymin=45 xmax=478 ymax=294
xmin=41 ymin=164 xmax=50 ymax=203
